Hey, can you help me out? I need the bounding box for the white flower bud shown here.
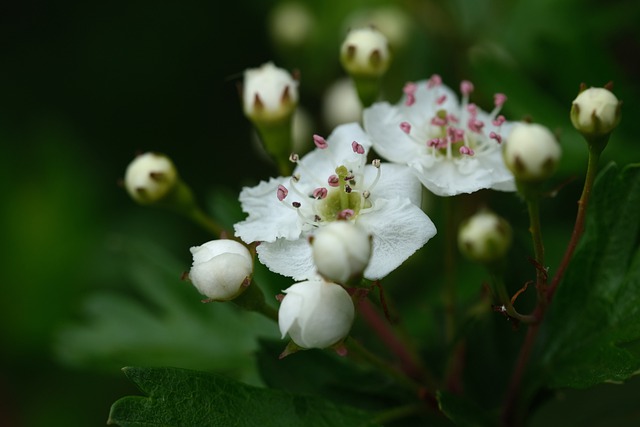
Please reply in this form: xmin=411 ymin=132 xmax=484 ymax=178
xmin=458 ymin=210 xmax=512 ymax=263
xmin=503 ymin=123 xmax=561 ymax=182
xmin=570 ymin=87 xmax=621 ymax=137
xmin=278 ymin=280 xmax=355 ymax=349
xmin=124 ymin=152 xmax=178 ymax=205
xmin=311 ymin=221 xmax=371 ymax=284
xmin=243 ymin=62 xmax=298 ymax=124
xmin=189 ymin=239 xmax=253 ymax=301
xmin=340 ymin=27 xmax=391 ymax=78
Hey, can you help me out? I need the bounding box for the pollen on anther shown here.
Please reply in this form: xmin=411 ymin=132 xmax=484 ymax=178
xmin=352 ymin=141 xmax=365 ymax=154
xmin=494 ymin=93 xmax=507 ymax=107
xmin=489 ymin=132 xmax=502 ymax=143
xmin=289 ymin=153 xmax=300 ymax=163
xmin=328 ymin=174 xmax=340 ymax=187
xmin=292 ymin=201 xmax=301 ymax=208
xmin=460 ymin=80 xmax=474 ymax=96
xmin=403 ymin=82 xmax=417 ymax=95
xmin=338 ymin=209 xmax=354 ymax=220
xmin=277 ymin=185 xmax=288 ymax=201
xmin=313 ymin=134 xmax=328 ymax=149
xmin=459 ymin=146 xmax=475 ymax=156
xmin=405 ymin=93 xmax=415 ymax=106
xmin=313 ymin=187 xmax=328 ymax=199
xmin=427 ymin=74 xmax=442 ymax=88
xmin=436 ymin=94 xmax=447 ymax=105
xmin=492 ymin=115 xmax=506 ymax=126
xmin=399 ymin=121 xmax=411 ymax=134
xmin=372 ymin=159 xmax=381 ymax=168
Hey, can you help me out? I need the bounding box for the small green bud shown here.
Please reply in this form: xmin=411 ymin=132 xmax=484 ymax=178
xmin=458 ymin=210 xmax=512 ymax=263
xmin=570 ymin=86 xmax=621 ymax=141
xmin=503 ymin=123 xmax=561 ymax=183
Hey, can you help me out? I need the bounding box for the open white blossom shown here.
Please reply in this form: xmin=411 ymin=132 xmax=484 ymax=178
xmin=234 ymin=122 xmax=436 ymax=281
xmin=363 ymin=75 xmax=516 ymax=196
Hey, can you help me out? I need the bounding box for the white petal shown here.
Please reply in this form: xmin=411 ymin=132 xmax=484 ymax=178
xmin=364 ymin=163 xmax=422 ymax=207
xmin=257 ymin=238 xmax=318 ymax=281
xmin=356 ymin=198 xmax=437 ymax=279
xmin=363 ymin=103 xmax=420 ymax=164
xmin=234 ymin=177 xmax=302 ymax=242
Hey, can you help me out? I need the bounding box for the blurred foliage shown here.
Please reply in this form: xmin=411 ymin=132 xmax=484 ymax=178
xmin=1 ymin=0 xmax=639 ymax=425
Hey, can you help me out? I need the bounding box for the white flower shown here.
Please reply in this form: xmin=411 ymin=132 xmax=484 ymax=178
xmin=503 ymin=122 xmax=561 ymax=182
xmin=458 ymin=210 xmax=512 ymax=263
xmin=340 ymin=27 xmax=391 ymax=78
xmin=278 ymin=280 xmax=355 ymax=349
xmin=188 ymin=239 xmax=253 ymax=301
xmin=124 ymin=152 xmax=178 ymax=205
xmin=311 ymin=221 xmax=371 ymax=284
xmin=243 ymin=62 xmax=298 ymax=124
xmin=570 ymin=87 xmax=621 ymax=137
xmin=234 ymin=122 xmax=436 ymax=281
xmin=363 ymin=75 xmax=515 ymax=196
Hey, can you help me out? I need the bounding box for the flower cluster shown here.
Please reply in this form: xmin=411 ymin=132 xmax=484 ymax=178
xmin=363 ymin=75 xmax=515 ymax=196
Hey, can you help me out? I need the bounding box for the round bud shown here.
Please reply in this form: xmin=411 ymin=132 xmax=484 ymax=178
xmin=189 ymin=239 xmax=253 ymax=301
xmin=503 ymin=123 xmax=561 ymax=182
xmin=124 ymin=152 xmax=178 ymax=205
xmin=570 ymin=87 xmax=621 ymax=138
xmin=278 ymin=280 xmax=355 ymax=349
xmin=311 ymin=221 xmax=371 ymax=284
xmin=458 ymin=210 xmax=512 ymax=263
xmin=243 ymin=62 xmax=299 ymax=124
xmin=340 ymin=27 xmax=391 ymax=78
xmin=322 ymin=78 xmax=363 ymax=129
xmin=268 ymin=2 xmax=314 ymax=49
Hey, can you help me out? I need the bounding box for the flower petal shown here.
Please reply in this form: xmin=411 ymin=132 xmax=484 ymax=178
xmin=234 ymin=177 xmax=302 ymax=242
xmin=365 ymin=162 xmax=422 ymax=207
xmin=257 ymin=238 xmax=318 ymax=281
xmin=357 ymin=198 xmax=436 ymax=279
xmin=363 ymin=103 xmax=420 ymax=164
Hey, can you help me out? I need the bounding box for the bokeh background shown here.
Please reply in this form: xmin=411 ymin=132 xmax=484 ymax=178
xmin=1 ymin=0 xmax=639 ymax=425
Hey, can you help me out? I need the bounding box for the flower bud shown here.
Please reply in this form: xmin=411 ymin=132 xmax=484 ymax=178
xmin=570 ymin=86 xmax=621 ymax=138
xmin=124 ymin=152 xmax=178 ymax=205
xmin=322 ymin=78 xmax=362 ymax=129
xmin=278 ymin=280 xmax=355 ymax=349
xmin=268 ymin=2 xmax=314 ymax=49
xmin=458 ymin=210 xmax=512 ymax=263
xmin=189 ymin=239 xmax=253 ymax=301
xmin=243 ymin=62 xmax=298 ymax=125
xmin=340 ymin=27 xmax=391 ymax=79
xmin=311 ymin=221 xmax=371 ymax=284
xmin=503 ymin=123 xmax=561 ymax=182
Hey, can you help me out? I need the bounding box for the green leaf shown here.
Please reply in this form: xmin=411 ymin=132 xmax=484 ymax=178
xmin=108 ymin=366 xmax=381 ymax=427
xmin=437 ymin=390 xmax=497 ymax=427
xmin=540 ymin=163 xmax=640 ymax=388
xmin=55 ymin=237 xmax=277 ymax=383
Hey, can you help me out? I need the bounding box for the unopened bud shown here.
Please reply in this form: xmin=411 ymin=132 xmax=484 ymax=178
xmin=188 ymin=239 xmax=253 ymax=301
xmin=311 ymin=221 xmax=371 ymax=284
xmin=243 ymin=62 xmax=299 ymax=125
xmin=278 ymin=280 xmax=355 ymax=349
xmin=124 ymin=152 xmax=178 ymax=205
xmin=340 ymin=27 xmax=391 ymax=79
xmin=503 ymin=123 xmax=561 ymax=182
xmin=570 ymin=86 xmax=621 ymax=139
xmin=458 ymin=210 xmax=512 ymax=263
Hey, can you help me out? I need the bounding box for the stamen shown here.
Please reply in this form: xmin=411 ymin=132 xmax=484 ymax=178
xmin=289 ymin=153 xmax=299 ymax=163
xmin=328 ymin=174 xmax=340 ymax=187
xmin=364 ymin=159 xmax=382 ymax=194
xmin=436 ymin=94 xmax=447 ymax=105
xmin=460 ymin=146 xmax=475 ymax=156
xmin=313 ymin=134 xmax=328 ymax=149
xmin=405 ymin=93 xmax=415 ymax=106
xmin=468 ymin=118 xmax=485 ymax=133
xmin=494 ymin=93 xmax=507 ymax=107
xmin=277 ymin=185 xmax=288 ymax=201
xmin=337 ymin=209 xmax=354 ymax=220
xmin=492 ymin=115 xmax=506 ymax=127
xmin=403 ymin=82 xmax=417 ymax=95
xmin=490 ymin=132 xmax=502 ymax=143
xmin=399 ymin=121 xmax=411 ymax=134
xmin=460 ymin=80 xmax=474 ymax=96
xmin=313 ymin=187 xmax=328 ymax=199
xmin=344 ymin=185 xmax=352 ymax=193
xmin=292 ymin=201 xmax=301 ymax=208
xmin=431 ymin=116 xmax=447 ymax=127
xmin=351 ymin=141 xmax=365 ymax=154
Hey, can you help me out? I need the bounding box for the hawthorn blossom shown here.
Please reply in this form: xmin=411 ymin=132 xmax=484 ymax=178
xmin=363 ymin=75 xmax=515 ymax=196
xmin=234 ymin=122 xmax=436 ymax=281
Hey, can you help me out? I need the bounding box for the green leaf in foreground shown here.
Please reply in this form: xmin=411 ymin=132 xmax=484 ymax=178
xmin=108 ymin=366 xmax=381 ymax=427
xmin=436 ymin=391 xmax=496 ymax=427
xmin=540 ymin=163 xmax=640 ymax=388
